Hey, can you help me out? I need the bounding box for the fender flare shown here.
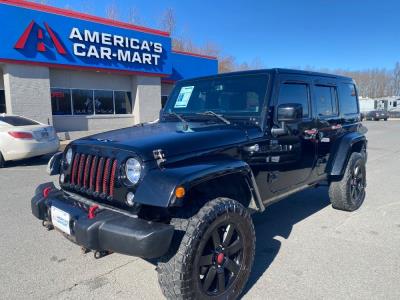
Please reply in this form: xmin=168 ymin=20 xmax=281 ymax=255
xmin=134 ymin=158 xmax=265 ymax=212
xmin=326 ymin=132 xmax=367 ymax=178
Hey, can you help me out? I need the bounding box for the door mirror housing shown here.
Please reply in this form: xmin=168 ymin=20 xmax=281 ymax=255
xmin=271 ymin=103 xmax=303 ymax=137
xmin=277 ymin=103 xmax=303 ymax=123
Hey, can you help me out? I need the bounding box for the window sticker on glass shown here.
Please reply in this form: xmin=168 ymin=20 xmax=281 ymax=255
xmin=174 ymin=86 xmax=194 ymax=108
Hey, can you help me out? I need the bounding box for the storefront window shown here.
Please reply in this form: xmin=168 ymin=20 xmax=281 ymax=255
xmin=51 ymin=88 xmax=72 ymax=115
xmin=0 ymin=90 xmax=5 ymax=113
xmin=94 ymin=90 xmax=114 ymax=114
xmin=114 ymin=91 xmax=132 ymax=114
xmin=72 ymin=89 xmax=94 ymax=115
xmin=50 ymin=88 xmax=132 ymax=116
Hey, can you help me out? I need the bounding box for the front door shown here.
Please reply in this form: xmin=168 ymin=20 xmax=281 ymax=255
xmin=246 ymin=75 xmax=317 ymax=203
xmin=267 ymin=75 xmax=317 ymax=193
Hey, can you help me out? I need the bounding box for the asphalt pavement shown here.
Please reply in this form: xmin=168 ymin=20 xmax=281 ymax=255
xmin=0 ymin=120 xmax=399 ymax=299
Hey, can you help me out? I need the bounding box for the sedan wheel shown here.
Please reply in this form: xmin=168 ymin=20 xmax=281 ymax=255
xmin=0 ymin=151 xmax=4 ymax=168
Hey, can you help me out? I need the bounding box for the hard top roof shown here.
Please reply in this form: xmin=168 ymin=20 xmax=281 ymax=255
xmin=181 ymin=68 xmax=353 ymax=82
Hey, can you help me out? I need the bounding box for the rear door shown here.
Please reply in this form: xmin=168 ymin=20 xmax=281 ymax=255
xmin=312 ymin=79 xmax=342 ymax=175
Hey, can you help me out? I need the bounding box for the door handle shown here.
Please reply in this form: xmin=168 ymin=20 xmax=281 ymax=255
xmin=331 ymin=124 xmax=342 ymax=130
xmin=304 ymin=128 xmax=318 ymax=139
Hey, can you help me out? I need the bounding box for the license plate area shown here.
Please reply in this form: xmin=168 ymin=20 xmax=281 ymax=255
xmin=51 ymin=206 xmax=71 ymax=235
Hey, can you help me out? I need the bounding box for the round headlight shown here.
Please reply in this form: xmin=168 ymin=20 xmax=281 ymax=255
xmin=125 ymin=158 xmax=141 ymax=185
xmin=66 ymin=148 xmax=73 ymax=165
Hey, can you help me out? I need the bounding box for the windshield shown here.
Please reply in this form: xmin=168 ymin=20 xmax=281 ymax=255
xmin=163 ymin=74 xmax=269 ymax=118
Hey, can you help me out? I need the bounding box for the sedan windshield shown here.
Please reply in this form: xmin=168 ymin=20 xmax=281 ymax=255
xmin=163 ymin=74 xmax=269 ymax=118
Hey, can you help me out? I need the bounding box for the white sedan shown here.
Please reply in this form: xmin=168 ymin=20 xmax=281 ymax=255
xmin=0 ymin=114 xmax=60 ymax=167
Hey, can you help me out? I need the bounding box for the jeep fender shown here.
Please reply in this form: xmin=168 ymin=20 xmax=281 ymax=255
xmin=134 ymin=158 xmax=265 ymax=212
xmin=327 ymin=132 xmax=367 ymax=178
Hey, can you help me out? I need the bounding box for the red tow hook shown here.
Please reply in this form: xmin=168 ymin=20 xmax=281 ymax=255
xmin=43 ymin=186 xmax=52 ymax=198
xmin=88 ymin=205 xmax=99 ymax=219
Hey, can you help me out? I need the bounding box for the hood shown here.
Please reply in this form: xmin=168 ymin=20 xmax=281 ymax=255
xmin=75 ymin=122 xmax=250 ymax=161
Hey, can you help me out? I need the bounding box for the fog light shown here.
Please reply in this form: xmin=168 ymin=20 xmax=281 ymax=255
xmin=60 ymin=174 xmax=65 ymax=184
xmin=126 ymin=192 xmax=135 ymax=206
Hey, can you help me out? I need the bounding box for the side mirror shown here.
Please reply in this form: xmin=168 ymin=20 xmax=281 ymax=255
xmin=271 ymin=103 xmax=303 ymax=136
xmin=277 ymin=103 xmax=303 ymax=123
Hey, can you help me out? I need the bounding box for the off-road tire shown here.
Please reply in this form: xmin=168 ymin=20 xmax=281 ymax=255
xmin=0 ymin=151 xmax=4 ymax=168
xmin=329 ymin=152 xmax=366 ymax=211
xmin=157 ymin=198 xmax=255 ymax=299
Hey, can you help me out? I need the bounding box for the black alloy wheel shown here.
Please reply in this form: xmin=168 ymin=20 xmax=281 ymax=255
xmin=195 ymin=222 xmax=243 ymax=296
xmin=157 ymin=198 xmax=255 ymax=300
xmin=349 ymin=163 xmax=365 ymax=205
xmin=329 ymin=152 xmax=366 ymax=211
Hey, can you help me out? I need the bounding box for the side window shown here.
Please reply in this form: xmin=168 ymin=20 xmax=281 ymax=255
xmin=314 ymin=85 xmax=338 ymax=117
xmin=277 ymin=83 xmax=310 ymax=118
xmin=339 ymin=83 xmax=359 ymax=114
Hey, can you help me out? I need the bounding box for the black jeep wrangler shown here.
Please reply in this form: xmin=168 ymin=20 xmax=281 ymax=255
xmin=32 ymin=69 xmax=367 ymax=299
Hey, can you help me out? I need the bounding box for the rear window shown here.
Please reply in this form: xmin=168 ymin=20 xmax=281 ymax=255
xmin=0 ymin=116 xmax=39 ymax=126
xmin=314 ymin=85 xmax=338 ymax=117
xmin=339 ymin=83 xmax=359 ymax=114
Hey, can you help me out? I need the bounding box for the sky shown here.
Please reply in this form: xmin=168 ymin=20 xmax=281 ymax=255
xmin=46 ymin=0 xmax=400 ymax=70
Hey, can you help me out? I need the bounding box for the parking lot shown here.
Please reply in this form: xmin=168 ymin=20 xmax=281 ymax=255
xmin=0 ymin=120 xmax=399 ymax=300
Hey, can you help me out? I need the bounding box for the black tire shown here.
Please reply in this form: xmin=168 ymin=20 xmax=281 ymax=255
xmin=157 ymin=198 xmax=255 ymax=299
xmin=329 ymin=152 xmax=366 ymax=211
xmin=384 ymin=118 xmax=388 ymax=121
xmin=0 ymin=151 xmax=4 ymax=168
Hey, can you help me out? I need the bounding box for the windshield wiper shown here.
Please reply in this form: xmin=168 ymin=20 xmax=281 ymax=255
xmin=196 ymin=111 xmax=231 ymax=125
xmin=164 ymin=112 xmax=190 ymax=129
xmin=165 ymin=112 xmax=188 ymax=124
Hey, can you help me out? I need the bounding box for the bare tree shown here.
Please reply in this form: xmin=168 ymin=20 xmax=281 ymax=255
xmin=128 ymin=7 xmax=142 ymax=25
xmin=249 ymin=57 xmax=265 ymax=70
xmin=218 ymin=56 xmax=236 ymax=73
xmin=393 ymin=62 xmax=400 ymax=96
xmin=79 ymin=0 xmax=94 ymax=14
xmin=160 ymin=8 xmax=176 ymax=35
xmin=201 ymin=42 xmax=220 ymax=57
xmin=305 ymin=66 xmax=399 ymax=98
xmin=105 ymin=1 xmax=119 ymax=21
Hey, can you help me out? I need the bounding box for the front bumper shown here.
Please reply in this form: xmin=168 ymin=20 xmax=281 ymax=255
xmin=31 ymin=183 xmax=174 ymax=259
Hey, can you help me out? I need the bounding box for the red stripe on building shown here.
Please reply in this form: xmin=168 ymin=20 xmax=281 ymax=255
xmin=0 ymin=58 xmax=170 ymax=78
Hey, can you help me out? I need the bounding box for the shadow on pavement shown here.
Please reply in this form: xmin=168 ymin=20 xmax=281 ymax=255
xmin=2 ymin=154 xmax=52 ymax=168
xmin=242 ymin=186 xmax=331 ymax=296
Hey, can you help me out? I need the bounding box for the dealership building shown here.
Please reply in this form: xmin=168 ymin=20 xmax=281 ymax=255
xmin=0 ymin=0 xmax=217 ymax=133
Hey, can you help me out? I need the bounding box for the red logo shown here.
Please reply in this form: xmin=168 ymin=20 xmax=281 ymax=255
xmin=14 ymin=20 xmax=66 ymax=55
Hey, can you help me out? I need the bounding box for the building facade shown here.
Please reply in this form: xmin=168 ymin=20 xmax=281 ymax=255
xmin=0 ymin=0 xmax=218 ymax=133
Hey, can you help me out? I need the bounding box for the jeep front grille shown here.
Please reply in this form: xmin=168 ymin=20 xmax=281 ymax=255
xmin=68 ymin=153 xmax=118 ymax=200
